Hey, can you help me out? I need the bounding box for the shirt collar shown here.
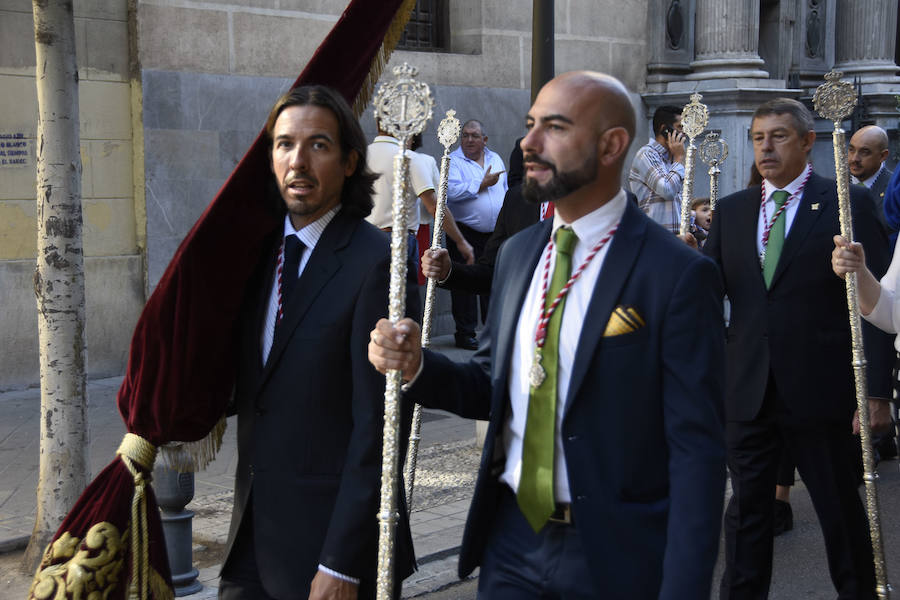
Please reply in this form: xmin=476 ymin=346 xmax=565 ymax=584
xmin=282 ymin=205 xmax=340 ymax=250
xmin=373 ymin=135 xmax=400 ymax=145
xmin=649 ymin=139 xmax=671 ymax=161
xmin=550 ymin=188 xmax=627 ymax=248
xmin=861 ymin=163 xmax=886 ymax=188
xmin=763 ymin=163 xmax=812 ymax=202
xmin=451 ymin=145 xmax=494 ymax=164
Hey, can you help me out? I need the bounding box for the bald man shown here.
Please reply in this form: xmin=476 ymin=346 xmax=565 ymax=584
xmin=850 ymin=125 xmax=894 ymax=235
xmin=369 ymin=71 xmax=726 ymax=599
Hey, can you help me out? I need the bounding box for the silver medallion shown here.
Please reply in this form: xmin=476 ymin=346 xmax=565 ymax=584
xmin=530 ymin=353 xmax=546 ymax=388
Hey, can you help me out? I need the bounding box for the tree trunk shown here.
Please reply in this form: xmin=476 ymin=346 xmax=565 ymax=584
xmin=22 ymin=0 xmax=89 ymax=574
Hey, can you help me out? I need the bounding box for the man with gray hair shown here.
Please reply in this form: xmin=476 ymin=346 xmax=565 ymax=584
xmin=446 ymin=118 xmax=508 ymax=349
xmin=704 ymin=97 xmax=893 ymax=599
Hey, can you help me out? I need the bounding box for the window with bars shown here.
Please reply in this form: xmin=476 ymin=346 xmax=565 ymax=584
xmin=397 ymin=0 xmax=449 ymax=52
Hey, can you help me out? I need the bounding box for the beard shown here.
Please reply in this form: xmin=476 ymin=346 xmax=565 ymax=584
xmin=521 ymin=151 xmax=597 ymax=205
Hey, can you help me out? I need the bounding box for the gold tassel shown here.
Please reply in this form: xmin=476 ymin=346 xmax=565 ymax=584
xmin=117 ymin=433 xmax=161 ymax=600
xmin=352 ymin=0 xmax=418 ymax=117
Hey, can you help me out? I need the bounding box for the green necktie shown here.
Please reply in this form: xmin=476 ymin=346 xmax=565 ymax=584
xmin=763 ymin=190 xmax=789 ymax=289
xmin=518 ymin=226 xmax=578 ymax=532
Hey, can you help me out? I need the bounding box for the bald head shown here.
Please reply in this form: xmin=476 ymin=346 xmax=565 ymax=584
xmin=520 ymin=71 xmax=636 ymax=219
xmin=849 ymin=125 xmax=890 ymax=181
xmin=547 ymin=71 xmax=636 ymax=147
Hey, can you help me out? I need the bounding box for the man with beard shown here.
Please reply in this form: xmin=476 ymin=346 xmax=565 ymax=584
xmin=368 ymin=71 xmax=727 ymax=599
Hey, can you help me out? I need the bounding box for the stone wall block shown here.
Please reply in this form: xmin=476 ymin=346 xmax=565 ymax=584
xmin=74 ymin=0 xmax=127 ymax=22
xmin=483 ymin=0 xmax=532 ymax=32
xmin=83 ymin=18 xmax=129 ymax=81
xmin=0 ymin=260 xmax=39 ymax=388
xmin=0 ymin=201 xmax=36 ymax=260
xmin=556 ymin=39 xmax=611 ymax=77
xmin=138 ymin=4 xmax=229 ymax=73
xmin=0 ymin=10 xmax=36 ymax=72
xmin=145 ymin=129 xmax=220 ymax=181
xmin=83 ymin=198 xmax=137 ymax=256
xmin=610 ymin=42 xmax=648 ymax=90
xmin=88 ymin=139 xmax=133 ymax=198
xmin=79 ymin=81 xmax=132 ymax=139
xmin=232 ymin=13 xmax=328 ymax=77
xmin=570 ymin=0 xmax=646 ymax=39
xmin=83 ymin=255 xmax=145 ymax=378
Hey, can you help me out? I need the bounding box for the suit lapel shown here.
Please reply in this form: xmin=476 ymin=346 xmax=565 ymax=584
xmin=494 ymin=220 xmax=552 ymax=391
xmin=770 ymin=173 xmax=829 ymax=288
xmin=734 ymin=188 xmax=766 ymax=288
xmin=564 ymin=201 xmax=645 ymax=417
xmin=255 ymin=211 xmax=353 ymax=393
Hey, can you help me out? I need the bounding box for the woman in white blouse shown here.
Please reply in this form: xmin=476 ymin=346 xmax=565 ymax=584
xmin=832 ymin=234 xmax=900 ymax=342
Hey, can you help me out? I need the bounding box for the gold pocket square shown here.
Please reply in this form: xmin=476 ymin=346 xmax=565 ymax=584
xmin=603 ymin=306 xmax=646 ymax=337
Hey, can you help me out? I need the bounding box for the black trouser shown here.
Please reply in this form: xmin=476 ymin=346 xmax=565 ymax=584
xmin=447 ymin=222 xmax=491 ymax=337
xmin=720 ymin=378 xmax=876 ymax=600
xmin=220 ymin=497 xmax=389 ymax=600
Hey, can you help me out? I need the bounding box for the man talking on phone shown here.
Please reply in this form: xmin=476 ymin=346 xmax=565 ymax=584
xmin=628 ymin=105 xmax=687 ymax=234
xmin=446 ymin=119 xmax=508 ymax=349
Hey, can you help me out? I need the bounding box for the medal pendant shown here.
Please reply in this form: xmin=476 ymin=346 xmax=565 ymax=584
xmin=530 ymin=353 xmax=546 ymax=388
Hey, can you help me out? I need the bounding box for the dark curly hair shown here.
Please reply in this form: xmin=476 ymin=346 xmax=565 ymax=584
xmin=265 ymin=85 xmax=377 ymax=219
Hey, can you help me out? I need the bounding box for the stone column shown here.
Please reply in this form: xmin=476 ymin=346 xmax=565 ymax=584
xmin=834 ymin=0 xmax=899 ymax=83
xmin=688 ymin=0 xmax=768 ymax=79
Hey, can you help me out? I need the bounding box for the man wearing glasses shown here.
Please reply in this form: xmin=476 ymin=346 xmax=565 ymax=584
xmin=446 ymin=119 xmax=508 ymax=349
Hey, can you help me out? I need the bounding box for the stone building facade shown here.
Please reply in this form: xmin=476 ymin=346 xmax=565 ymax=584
xmin=0 ymin=0 xmax=897 ymax=389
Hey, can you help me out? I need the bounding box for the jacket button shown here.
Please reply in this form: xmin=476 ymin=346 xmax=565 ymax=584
xmin=576 ymin=494 xmax=587 ymax=501
xmin=567 ymin=434 xmax=579 ymax=441
xmin=249 ymin=465 xmax=255 ymax=477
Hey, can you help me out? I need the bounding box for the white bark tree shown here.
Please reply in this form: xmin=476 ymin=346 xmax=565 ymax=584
xmin=22 ymin=0 xmax=89 ymax=572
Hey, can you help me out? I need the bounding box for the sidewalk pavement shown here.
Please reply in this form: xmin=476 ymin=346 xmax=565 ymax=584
xmin=0 ymin=333 xmax=481 ymax=598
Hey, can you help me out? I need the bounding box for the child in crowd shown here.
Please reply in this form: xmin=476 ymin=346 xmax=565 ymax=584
xmin=691 ymin=197 xmax=712 ymax=247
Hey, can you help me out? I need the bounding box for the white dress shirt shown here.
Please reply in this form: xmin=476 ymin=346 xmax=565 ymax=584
xmin=755 ymin=163 xmax=813 ymax=257
xmin=260 ymin=207 xmax=339 ymax=365
xmin=500 ymin=189 xmax=627 ymax=503
xmin=866 ymin=239 xmax=900 ymax=351
xmin=446 ymin=146 xmax=508 ymax=233
xmin=366 ymin=135 xmax=435 ymax=231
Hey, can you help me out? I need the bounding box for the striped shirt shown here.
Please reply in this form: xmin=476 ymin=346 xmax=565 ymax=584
xmin=628 ymin=139 xmax=685 ymax=234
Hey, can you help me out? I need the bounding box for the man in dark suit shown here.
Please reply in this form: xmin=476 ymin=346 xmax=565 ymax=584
xmin=849 ymin=124 xmax=894 ymax=236
xmin=369 ymin=71 xmax=726 ymax=599
xmin=219 ymin=86 xmax=417 ymax=600
xmin=704 ymin=98 xmax=893 ymax=600
xmin=422 ymin=183 xmax=542 ymax=295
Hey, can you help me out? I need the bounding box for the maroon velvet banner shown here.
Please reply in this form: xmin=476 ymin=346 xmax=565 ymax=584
xmin=30 ymin=1 xmax=415 ymax=598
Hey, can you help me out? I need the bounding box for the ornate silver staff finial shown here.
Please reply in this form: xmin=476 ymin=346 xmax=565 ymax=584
xmin=404 ymin=107 xmax=462 ymax=517
xmin=813 ymin=70 xmax=857 ymax=124
xmin=372 ymin=62 xmax=433 ymax=600
xmin=814 ymin=69 xmax=891 ymax=600
xmin=681 ymin=92 xmax=709 ymax=139
xmin=679 ymin=93 xmax=710 ymax=235
xmin=372 ymin=62 xmax=434 ymax=145
xmin=699 ymin=131 xmax=729 ymax=210
xmin=437 ymin=109 xmax=461 ymax=151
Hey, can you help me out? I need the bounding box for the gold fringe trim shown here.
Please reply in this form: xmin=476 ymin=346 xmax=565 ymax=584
xmin=150 ymin=566 xmax=175 ymax=600
xmin=159 ymin=416 xmax=227 ymax=473
xmin=351 ymin=0 xmax=418 ymax=118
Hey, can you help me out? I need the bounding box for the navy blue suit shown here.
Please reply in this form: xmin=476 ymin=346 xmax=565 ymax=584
xmin=406 ymin=199 xmax=727 ymax=599
xmin=224 ymin=209 xmax=418 ymax=599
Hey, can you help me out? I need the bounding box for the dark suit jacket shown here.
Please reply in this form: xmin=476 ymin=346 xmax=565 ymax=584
xmin=868 ymin=166 xmax=894 ymax=235
xmin=407 ymin=199 xmax=727 ymax=599
xmin=441 ymin=185 xmax=539 ymax=295
xmin=704 ymin=173 xmax=893 ymax=423
xmin=227 ymin=209 xmax=418 ymax=598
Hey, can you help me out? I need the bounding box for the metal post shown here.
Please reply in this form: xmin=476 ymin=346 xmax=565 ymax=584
xmin=531 ymin=0 xmax=554 ymax=103
xmin=152 ymin=465 xmax=202 ymax=596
